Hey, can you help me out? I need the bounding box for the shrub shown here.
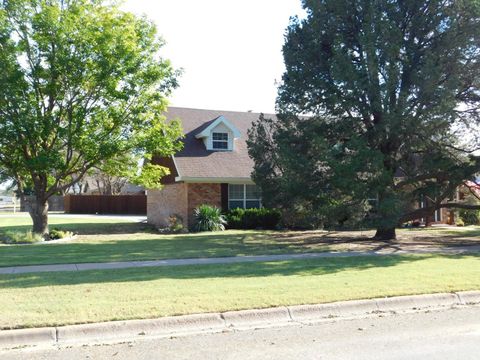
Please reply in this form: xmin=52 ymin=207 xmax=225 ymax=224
xmin=456 ymin=218 xmax=465 ymax=227
xmin=168 ymin=214 xmax=185 ymax=233
xmin=459 ymin=209 xmax=480 ymax=226
xmin=225 ymin=207 xmax=281 ymax=230
xmin=49 ymin=228 xmax=74 ymax=240
xmin=225 ymin=208 xmax=245 ymax=229
xmin=1 ymin=231 xmax=44 ymax=244
xmin=194 ymin=205 xmax=227 ymax=232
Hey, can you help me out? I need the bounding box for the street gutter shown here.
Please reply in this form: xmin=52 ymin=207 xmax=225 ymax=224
xmin=1 ymin=291 xmax=479 ymax=350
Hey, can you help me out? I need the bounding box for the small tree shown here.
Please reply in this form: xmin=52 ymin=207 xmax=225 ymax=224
xmin=87 ymin=154 xmax=144 ymax=195
xmin=0 ymin=0 xmax=183 ymax=235
xmin=248 ymin=0 xmax=480 ymax=239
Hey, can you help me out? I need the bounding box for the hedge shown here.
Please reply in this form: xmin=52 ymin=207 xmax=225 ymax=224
xmin=225 ymin=208 xmax=281 ymax=230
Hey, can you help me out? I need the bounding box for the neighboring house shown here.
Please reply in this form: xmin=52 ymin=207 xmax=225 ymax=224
xmin=413 ymin=180 xmax=480 ymax=226
xmin=148 ymin=107 xmax=267 ymax=228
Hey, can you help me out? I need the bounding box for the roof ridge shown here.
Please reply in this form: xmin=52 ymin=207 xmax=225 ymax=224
xmin=167 ymin=106 xmax=276 ymax=117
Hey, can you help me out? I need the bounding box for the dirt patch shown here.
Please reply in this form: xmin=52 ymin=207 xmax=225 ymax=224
xmin=263 ymin=227 xmax=480 ymax=253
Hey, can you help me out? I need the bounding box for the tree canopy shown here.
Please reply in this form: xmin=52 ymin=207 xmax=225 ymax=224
xmin=0 ymin=0 xmax=183 ymax=234
xmin=248 ymin=0 xmax=480 ymax=239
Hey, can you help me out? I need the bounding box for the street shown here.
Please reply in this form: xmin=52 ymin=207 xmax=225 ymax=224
xmin=3 ymin=306 xmax=479 ymax=360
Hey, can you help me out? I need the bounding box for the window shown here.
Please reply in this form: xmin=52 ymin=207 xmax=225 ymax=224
xmin=228 ymin=184 xmax=261 ymax=209
xmin=212 ymin=132 xmax=228 ymax=150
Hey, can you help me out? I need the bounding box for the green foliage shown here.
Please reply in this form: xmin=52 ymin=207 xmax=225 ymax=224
xmin=193 ymin=205 xmax=227 ymax=232
xmin=131 ymin=163 xmax=170 ymax=190
xmin=167 ymin=214 xmax=185 ymax=233
xmin=49 ymin=228 xmax=74 ymax=240
xmin=1 ymin=231 xmax=43 ymax=244
xmin=248 ymin=0 xmax=480 ymax=236
xmin=456 ymin=218 xmax=465 ymax=227
xmin=225 ymin=208 xmax=281 ymax=230
xmin=0 ymin=0 xmax=183 ymax=233
xmin=459 ymin=209 xmax=480 ymax=226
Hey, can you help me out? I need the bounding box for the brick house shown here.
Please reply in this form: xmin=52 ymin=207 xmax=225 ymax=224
xmin=148 ymin=107 xmax=267 ymax=228
xmin=147 ymin=107 xmax=473 ymax=228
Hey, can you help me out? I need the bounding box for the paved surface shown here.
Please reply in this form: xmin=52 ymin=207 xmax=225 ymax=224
xmin=1 ymin=245 xmax=480 ymax=274
xmin=2 ymin=306 xmax=479 ymax=359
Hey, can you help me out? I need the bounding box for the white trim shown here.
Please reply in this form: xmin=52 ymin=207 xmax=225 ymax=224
xmin=175 ymin=176 xmax=254 ymax=184
xmin=171 ymin=156 xmax=181 ymax=177
xmin=195 ymin=116 xmax=241 ymax=139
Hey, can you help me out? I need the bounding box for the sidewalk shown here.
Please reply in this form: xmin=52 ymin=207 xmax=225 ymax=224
xmin=1 ymin=245 xmax=479 ymax=275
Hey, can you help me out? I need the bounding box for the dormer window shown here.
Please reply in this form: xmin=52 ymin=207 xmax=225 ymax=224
xmin=212 ymin=132 xmax=228 ymax=150
xmin=195 ymin=115 xmax=241 ymax=151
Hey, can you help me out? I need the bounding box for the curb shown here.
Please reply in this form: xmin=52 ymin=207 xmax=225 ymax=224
xmin=56 ymin=313 xmax=225 ymax=345
xmin=1 ymin=291 xmax=479 ymax=350
xmin=222 ymin=306 xmax=291 ymax=330
xmin=289 ymin=298 xmax=379 ymax=322
xmin=0 ymin=327 xmax=56 ymax=349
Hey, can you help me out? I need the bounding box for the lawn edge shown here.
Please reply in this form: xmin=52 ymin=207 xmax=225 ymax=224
xmin=1 ymin=291 xmax=479 ymax=350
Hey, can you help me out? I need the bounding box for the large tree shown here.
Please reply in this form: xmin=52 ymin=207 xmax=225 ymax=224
xmin=0 ymin=0 xmax=183 ymax=235
xmin=248 ymin=0 xmax=480 ymax=239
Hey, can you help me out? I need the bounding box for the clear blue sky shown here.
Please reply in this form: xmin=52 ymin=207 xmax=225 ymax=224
xmin=121 ymin=0 xmax=305 ymax=113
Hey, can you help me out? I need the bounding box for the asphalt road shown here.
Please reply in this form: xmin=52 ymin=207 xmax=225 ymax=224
xmin=3 ymin=306 xmax=480 ymax=360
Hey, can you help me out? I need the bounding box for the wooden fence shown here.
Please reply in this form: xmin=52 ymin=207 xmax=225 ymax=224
xmin=64 ymin=195 xmax=146 ymax=215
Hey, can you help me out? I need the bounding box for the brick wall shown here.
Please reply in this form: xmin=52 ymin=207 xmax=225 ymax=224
xmin=147 ymin=183 xmax=188 ymax=227
xmin=187 ymin=183 xmax=222 ymax=227
xmin=147 ymin=182 xmax=222 ymax=228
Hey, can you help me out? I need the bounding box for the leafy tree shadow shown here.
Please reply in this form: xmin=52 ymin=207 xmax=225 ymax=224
xmin=3 ymin=253 xmax=474 ymax=289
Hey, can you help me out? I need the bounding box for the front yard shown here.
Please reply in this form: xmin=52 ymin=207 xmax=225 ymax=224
xmin=0 ymin=215 xmax=479 ymax=330
xmin=1 ymin=254 xmax=479 ymax=329
xmin=1 ymin=214 xmax=480 ymax=267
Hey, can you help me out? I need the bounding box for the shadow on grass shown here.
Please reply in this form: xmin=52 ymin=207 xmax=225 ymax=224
xmin=0 ymin=232 xmax=337 ymax=267
xmin=444 ymin=228 xmax=480 ymax=237
xmin=0 ymin=254 xmax=460 ymax=289
xmin=0 ymin=222 xmax=154 ymax=235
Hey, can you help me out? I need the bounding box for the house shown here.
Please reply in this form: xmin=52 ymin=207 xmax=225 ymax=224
xmin=148 ymin=107 xmax=471 ymax=228
xmin=148 ymin=107 xmax=268 ymax=228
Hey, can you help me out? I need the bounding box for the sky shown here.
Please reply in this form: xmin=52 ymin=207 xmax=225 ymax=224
xmin=121 ymin=0 xmax=305 ymax=113
xmin=0 ymin=1 xmax=304 ymax=192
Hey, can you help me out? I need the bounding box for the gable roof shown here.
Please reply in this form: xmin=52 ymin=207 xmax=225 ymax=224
xmin=195 ymin=115 xmax=241 ymax=139
xmin=164 ymin=107 xmax=276 ymax=182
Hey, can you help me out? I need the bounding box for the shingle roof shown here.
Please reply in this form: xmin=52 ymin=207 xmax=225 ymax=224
xmin=165 ymin=107 xmax=276 ymax=180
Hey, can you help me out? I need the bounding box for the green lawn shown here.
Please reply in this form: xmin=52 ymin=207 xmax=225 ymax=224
xmin=0 ymin=215 xmax=337 ymax=267
xmin=0 ymin=254 xmax=478 ymax=329
xmin=1 ymin=215 xmax=480 ymax=268
xmin=0 ymin=214 xmax=140 ymax=234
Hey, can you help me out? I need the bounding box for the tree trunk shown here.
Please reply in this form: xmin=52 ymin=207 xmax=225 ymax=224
xmin=29 ymin=197 xmax=49 ymax=237
xmin=373 ymin=227 xmax=396 ymax=240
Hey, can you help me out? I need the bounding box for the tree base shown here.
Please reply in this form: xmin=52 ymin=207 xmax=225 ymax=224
xmin=373 ymin=228 xmax=396 ymax=241
xmin=29 ymin=198 xmax=49 ymax=238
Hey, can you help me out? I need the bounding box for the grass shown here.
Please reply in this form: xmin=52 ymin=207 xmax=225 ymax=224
xmin=1 ymin=215 xmax=480 ymax=268
xmin=0 ymin=215 xmax=338 ymax=267
xmin=0 ymin=254 xmax=478 ymax=329
xmin=0 ymin=214 xmax=139 ymax=234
